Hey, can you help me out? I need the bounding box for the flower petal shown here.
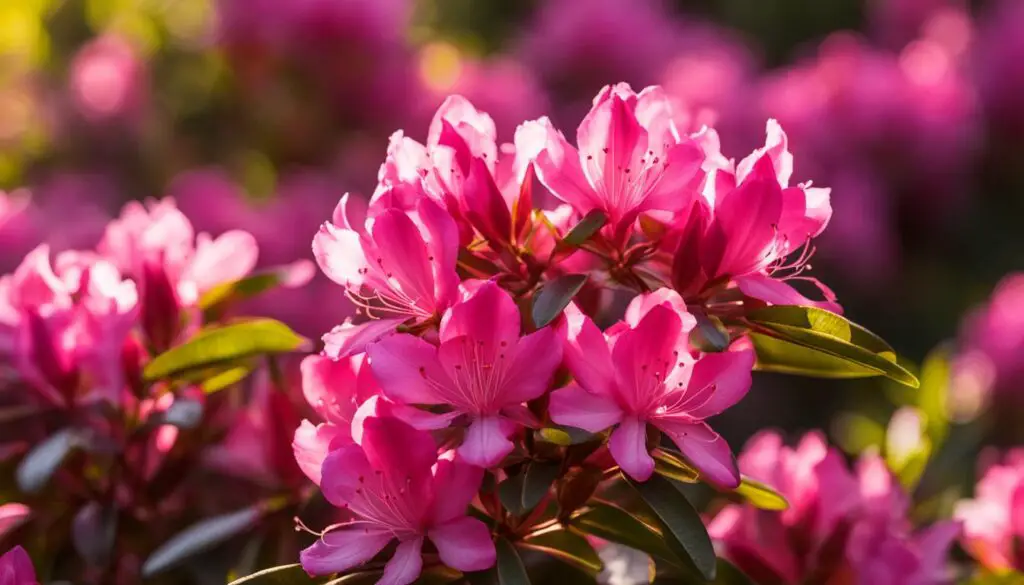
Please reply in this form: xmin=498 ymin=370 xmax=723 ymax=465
xmin=300 ymin=354 xmax=373 ymax=425
xmin=529 ymin=117 xmax=602 ymax=215
xmin=656 ymin=420 xmax=739 ymax=488
xmin=501 ymin=326 xmax=562 ymax=404
xmin=293 ymin=420 xmax=349 ymax=486
xmin=549 ymin=383 xmax=623 ymax=433
xmin=557 ymin=303 xmax=615 ymax=397
xmin=319 ymin=445 xmax=373 ymax=508
xmin=735 ymin=274 xmax=842 ymax=314
xmin=322 ymin=318 xmax=407 ymax=360
xmin=439 ymin=280 xmax=520 ymax=347
xmin=430 ymin=517 xmax=497 ymax=572
xmin=185 ymin=230 xmax=258 ymax=293
xmin=609 ymin=417 xmax=654 ymax=482
xmin=459 ymin=416 xmax=515 ymax=468
xmin=313 ymin=222 xmax=368 ymax=288
xmin=430 ymin=452 xmax=485 ymax=525
xmin=300 ymin=528 xmax=392 ymax=577
xmin=361 ymin=416 xmax=438 ymax=481
xmin=684 ymin=349 xmax=754 ymax=420
xmin=379 ymin=537 xmax=424 ymax=585
xmin=367 ymin=334 xmax=447 ymax=405
xmin=368 ymin=209 xmax=437 ymax=310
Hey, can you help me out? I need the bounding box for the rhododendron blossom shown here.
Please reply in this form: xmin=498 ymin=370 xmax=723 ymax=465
xmin=368 ymin=280 xmax=561 ymax=467
xmin=549 ymin=289 xmax=753 ymax=486
xmin=302 ymin=415 xmax=495 ymax=582
xmin=955 ymin=449 xmax=1024 ymax=573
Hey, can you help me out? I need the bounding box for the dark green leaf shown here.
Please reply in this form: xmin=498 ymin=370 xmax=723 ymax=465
xmin=522 ymin=462 xmax=561 ymax=511
xmin=572 ymin=502 xmax=678 ymax=567
xmin=16 ymin=428 xmax=82 ymax=493
xmin=498 ymin=474 xmax=527 ymax=516
xmin=652 ymin=450 xmax=700 ymax=484
xmin=562 ymin=210 xmax=608 ymax=246
xmin=745 ymin=306 xmax=918 ymax=387
xmin=730 ymin=477 xmax=788 ymax=511
xmin=496 ymin=537 xmax=531 ymax=585
xmin=712 ymin=559 xmax=755 ymax=585
xmin=689 ymin=314 xmax=730 ymax=353
xmin=532 ymin=274 xmax=588 ymax=328
xmin=536 ymin=425 xmax=595 ymax=446
xmin=144 ymin=319 xmax=310 ymax=382
xmin=518 ymin=529 xmax=602 ymax=575
xmin=627 ymin=474 xmax=717 ymax=581
xmin=143 ymin=506 xmax=262 ymax=576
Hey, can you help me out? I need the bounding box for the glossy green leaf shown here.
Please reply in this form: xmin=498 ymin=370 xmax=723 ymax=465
xmin=142 ymin=506 xmax=262 ymax=576
xmin=731 ymin=477 xmax=788 ymax=511
xmin=689 ymin=314 xmax=730 ymax=353
xmin=532 ymin=274 xmax=588 ymax=328
xmin=519 ymin=529 xmax=602 ymax=575
xmin=199 ymin=267 xmax=293 ymax=314
xmin=200 ymin=363 xmax=256 ymax=394
xmin=571 ymin=502 xmax=678 ymax=567
xmin=144 ymin=319 xmax=310 ymax=382
xmin=498 ymin=474 xmax=527 ymax=516
xmin=562 ymin=210 xmax=608 ymax=246
xmin=536 ymin=425 xmax=595 ymax=446
xmin=627 ymin=474 xmax=717 ymax=581
xmin=16 ymin=428 xmax=82 ymax=494
xmin=712 ymin=559 xmax=755 ymax=585
xmin=745 ymin=306 xmax=918 ymax=387
xmin=496 ymin=537 xmax=531 ymax=585
xmin=652 ymin=450 xmax=700 ymax=484
xmin=522 ymin=462 xmax=561 ymax=511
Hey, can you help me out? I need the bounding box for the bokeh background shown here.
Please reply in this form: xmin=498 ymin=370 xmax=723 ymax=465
xmin=1 ymin=0 xmax=1022 ymax=488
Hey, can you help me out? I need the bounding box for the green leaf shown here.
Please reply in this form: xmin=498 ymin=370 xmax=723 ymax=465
xmin=745 ymin=306 xmax=918 ymax=387
xmin=885 ymin=407 xmax=932 ymax=491
xmin=916 ymin=346 xmax=951 ymax=445
xmin=16 ymin=428 xmax=82 ymax=493
xmin=731 ymin=477 xmax=788 ymax=511
xmin=689 ymin=314 xmax=730 ymax=353
xmin=627 ymin=474 xmax=717 ymax=581
xmin=144 ymin=319 xmax=310 ymax=382
xmin=498 ymin=474 xmax=527 ymax=516
xmin=522 ymin=462 xmax=561 ymax=511
xmin=226 ymin=564 xmax=323 ymax=584
xmin=712 ymin=559 xmax=755 ymax=585
xmin=199 ymin=267 xmax=296 ymax=315
xmin=561 ymin=210 xmax=607 ymax=246
xmin=142 ymin=506 xmax=262 ymax=576
xmin=200 ymin=363 xmax=256 ymax=394
xmin=532 ymin=274 xmax=588 ymax=328
xmin=536 ymin=425 xmax=595 ymax=446
xmin=496 ymin=537 xmax=531 ymax=585
xmin=652 ymin=450 xmax=700 ymax=484
xmin=519 ymin=529 xmax=602 ymax=575
xmin=572 ymin=502 xmax=678 ymax=567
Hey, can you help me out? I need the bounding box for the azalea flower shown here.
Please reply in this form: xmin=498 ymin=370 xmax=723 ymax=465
xmin=301 ymin=415 xmax=496 ymax=582
xmin=548 ymin=289 xmax=753 ymax=486
xmin=367 ymin=280 xmax=561 ymax=467
xmin=955 ymin=449 xmax=1024 ymax=573
xmin=527 ymin=83 xmax=706 ymax=243
xmin=0 ymin=546 xmax=37 ymax=585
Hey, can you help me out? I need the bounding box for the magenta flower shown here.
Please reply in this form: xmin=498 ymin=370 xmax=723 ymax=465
xmin=548 ymin=289 xmax=754 ymax=486
xmin=301 ymin=415 xmax=495 ymax=582
xmin=367 ymin=280 xmax=561 ymax=467
xmin=709 ymin=431 xmax=959 ymax=584
xmin=314 ymin=193 xmax=460 ymax=358
xmin=955 ymin=273 xmax=1024 ymax=410
xmin=0 ymin=245 xmax=137 ymax=405
xmin=955 ymin=449 xmax=1024 ymax=573
xmin=669 ymin=121 xmax=839 ymax=311
xmin=293 ymin=353 xmax=381 ymax=485
xmin=527 ymin=83 xmax=706 ymax=242
xmin=0 ymin=546 xmax=37 ymax=585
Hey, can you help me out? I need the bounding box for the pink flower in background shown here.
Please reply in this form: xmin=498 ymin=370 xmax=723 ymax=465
xmin=0 ymin=191 xmax=28 ymax=234
xmin=667 ymin=121 xmax=839 ymax=311
xmin=976 ymin=0 xmax=1024 ymax=139
xmin=301 ymin=415 xmax=495 ymax=581
xmin=955 ymin=273 xmax=1024 ymax=409
xmin=313 ymin=193 xmax=459 ymax=358
xmin=955 ymin=450 xmax=1024 ymax=572
xmin=528 ymin=83 xmax=705 ymax=244
xmin=0 ymin=504 xmax=29 ymax=540
xmin=0 ymin=245 xmax=137 ymax=405
xmin=709 ymin=431 xmax=958 ymax=584
xmin=292 ymin=353 xmax=380 ymax=485
xmin=0 ymin=546 xmax=38 ymax=585
xmin=69 ymin=35 xmax=145 ymax=123
xmin=549 ymin=289 xmax=753 ymax=485
xmin=368 ymin=281 xmax=561 ymax=467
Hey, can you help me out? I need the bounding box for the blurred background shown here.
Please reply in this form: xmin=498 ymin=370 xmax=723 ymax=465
xmin=1 ymin=0 xmax=1022 ymax=476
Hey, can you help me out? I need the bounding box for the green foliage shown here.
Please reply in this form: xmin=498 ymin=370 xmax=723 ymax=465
xmin=143 ymin=505 xmax=265 ymax=577
xmin=561 ymin=210 xmax=608 ymax=247
xmin=518 ymin=529 xmax=602 ymax=575
xmin=531 ymin=274 xmax=588 ymax=328
xmin=496 ymin=537 xmax=531 ymax=585
xmin=16 ymin=428 xmax=83 ymax=494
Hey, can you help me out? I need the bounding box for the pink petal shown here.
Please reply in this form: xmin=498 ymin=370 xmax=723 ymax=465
xmin=656 ymin=420 xmax=739 ymax=488
xmin=549 ymin=384 xmax=623 ymax=433
xmin=429 ymin=517 xmax=497 ymax=572
xmin=439 ymin=280 xmax=520 ymax=346
xmin=611 ymin=305 xmax=686 ymax=412
xmin=557 ymin=303 xmax=615 ymax=397
xmin=300 ymin=354 xmax=374 ymax=425
xmin=529 ymin=117 xmax=602 ymax=215
xmin=352 ymin=395 xmax=458 ymax=442
xmin=0 ymin=503 xmax=30 ymax=539
xmin=428 ymin=95 xmax=497 ymax=159
xmin=319 ymin=445 xmax=373 ymax=508
xmin=643 ymin=140 xmax=706 ymax=214
xmin=0 ymin=545 xmax=36 ymax=583
xmin=332 ymin=192 xmax=368 ymax=231
xmin=705 ymin=156 xmax=783 ymax=278
xmin=369 ymin=209 xmax=437 ymax=310
xmin=622 ymin=288 xmax=693 ymax=329
xmin=609 ymin=417 xmax=654 ymax=482
xmin=361 ymin=416 xmax=438 ymax=481
xmin=684 ymin=349 xmax=755 ymax=420
xmin=459 ymin=416 xmax=515 ymax=468
xmin=313 ymin=223 xmax=368 ymax=288
xmin=576 ymin=92 xmax=646 ymax=220
xmin=366 ymin=334 xmax=447 ymax=405
xmin=185 ymin=230 xmax=258 ymax=293
xmin=501 ymin=326 xmax=562 ymax=404
xmin=736 ymin=119 xmax=793 ymax=187
xmin=736 ymin=431 xmax=784 ymax=482
xmin=413 ymin=197 xmax=460 ymax=308
xmin=322 ymin=318 xmax=407 ymax=360
xmin=293 ymin=420 xmax=348 ymax=486
xmin=430 ymin=452 xmax=485 ymax=525
xmin=735 ymin=274 xmax=842 ymax=314
xmin=378 ymin=537 xmax=424 ymax=585
xmin=462 ymin=156 xmax=513 ymax=246
xmin=300 ymin=527 xmax=392 ymax=576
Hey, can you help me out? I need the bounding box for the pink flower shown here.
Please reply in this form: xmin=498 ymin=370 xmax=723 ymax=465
xmin=292 ymin=353 xmax=380 ymax=485
xmin=548 ymin=289 xmax=754 ymax=486
xmin=99 ymin=198 xmax=258 ymax=349
xmin=709 ymin=431 xmax=958 ymax=584
xmin=367 ymin=280 xmax=561 ymax=467
xmin=668 ymin=121 xmax=839 ymax=312
xmin=528 ymin=83 xmax=705 ymax=243
xmin=314 ymin=193 xmax=460 ymax=358
xmin=955 ymin=449 xmax=1024 ymax=572
xmin=0 ymin=504 xmax=29 ymax=540
xmin=0 ymin=546 xmax=37 ymax=585
xmin=956 ymin=273 xmax=1024 ymax=404
xmin=301 ymin=415 xmax=495 ymax=582
xmin=0 ymin=245 xmax=137 ymax=405
xmin=69 ymin=35 xmax=145 ymax=123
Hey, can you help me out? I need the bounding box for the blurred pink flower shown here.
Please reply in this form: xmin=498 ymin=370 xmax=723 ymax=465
xmin=709 ymin=431 xmax=959 ymax=584
xmin=0 ymin=545 xmax=37 ymax=585
xmin=69 ymin=35 xmax=146 ymax=123
xmin=955 ymin=449 xmax=1024 ymax=573
xmin=368 ymin=281 xmax=561 ymax=467
xmin=0 ymin=504 xmax=29 ymax=540
xmin=975 ymin=0 xmax=1024 ymax=139
xmin=549 ymin=289 xmax=753 ymax=486
xmin=301 ymin=415 xmax=495 ymax=580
